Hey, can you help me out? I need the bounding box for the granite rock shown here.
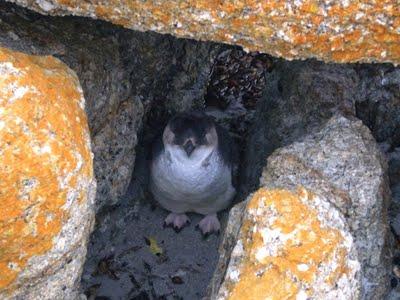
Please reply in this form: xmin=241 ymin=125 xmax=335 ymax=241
xmin=0 ymin=47 xmax=96 ymax=299
xmin=211 ymin=115 xmax=392 ymax=299
xmin=6 ymin=0 xmax=400 ymax=64
xmin=355 ymin=65 xmax=400 ymax=149
xmin=261 ymin=115 xmax=392 ymax=299
xmin=241 ymin=59 xmax=358 ymax=197
xmin=217 ymin=188 xmax=361 ymax=300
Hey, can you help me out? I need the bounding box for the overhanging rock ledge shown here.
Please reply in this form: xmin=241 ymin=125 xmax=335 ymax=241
xmin=6 ymin=0 xmax=400 ymax=65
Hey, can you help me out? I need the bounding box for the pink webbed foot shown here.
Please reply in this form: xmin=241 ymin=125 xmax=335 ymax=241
xmin=163 ymin=213 xmax=190 ymax=232
xmin=197 ymin=214 xmax=220 ymax=236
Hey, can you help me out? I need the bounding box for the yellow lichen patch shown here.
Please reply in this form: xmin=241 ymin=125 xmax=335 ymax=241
xmin=228 ymin=262 xmax=299 ymax=300
xmin=19 ymin=0 xmax=400 ymax=64
xmin=226 ymin=188 xmax=351 ymax=300
xmin=0 ymin=47 xmax=92 ymax=291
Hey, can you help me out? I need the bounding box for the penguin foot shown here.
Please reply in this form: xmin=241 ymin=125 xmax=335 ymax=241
xmin=164 ymin=213 xmax=190 ymax=232
xmin=197 ymin=214 xmax=220 ymax=236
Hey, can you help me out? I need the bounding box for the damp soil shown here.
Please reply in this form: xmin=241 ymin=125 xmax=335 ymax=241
xmin=80 ymin=183 xmax=229 ymax=300
xmin=79 ymin=115 xmax=237 ymax=300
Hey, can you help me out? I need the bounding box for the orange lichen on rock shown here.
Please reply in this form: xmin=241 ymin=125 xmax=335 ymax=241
xmin=0 ymin=47 xmax=93 ymax=291
xmin=10 ymin=0 xmax=400 ymax=64
xmin=219 ymin=188 xmax=359 ymax=300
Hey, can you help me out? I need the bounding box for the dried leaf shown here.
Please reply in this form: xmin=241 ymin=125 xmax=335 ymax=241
xmin=144 ymin=236 xmax=163 ymax=256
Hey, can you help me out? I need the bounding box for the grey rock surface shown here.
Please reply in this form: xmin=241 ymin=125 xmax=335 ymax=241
xmin=210 ymin=115 xmax=392 ymax=299
xmin=262 ymin=115 xmax=392 ymax=299
xmin=356 ymin=65 xmax=400 ymax=149
xmin=206 ymin=200 xmax=246 ymax=298
xmin=354 ymin=65 xmax=400 ymax=297
xmin=241 ymin=59 xmax=359 ymax=197
xmin=0 ymin=2 xmax=220 ymax=211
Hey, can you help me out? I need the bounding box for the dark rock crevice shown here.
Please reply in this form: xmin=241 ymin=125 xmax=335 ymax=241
xmin=354 ymin=64 xmax=400 ymax=150
xmin=240 ymin=59 xmax=359 ymax=197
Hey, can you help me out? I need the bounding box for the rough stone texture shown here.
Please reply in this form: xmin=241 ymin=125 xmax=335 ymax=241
xmin=261 ymin=115 xmax=392 ymax=299
xmin=206 ymin=199 xmax=247 ymax=298
xmin=352 ymin=65 xmax=400 ymax=262
xmin=0 ymin=47 xmax=95 ymax=299
xmin=389 ymin=147 xmax=400 ymax=231
xmin=388 ymin=147 xmax=400 ymax=188
xmin=217 ymin=188 xmax=360 ymax=300
xmin=6 ymin=0 xmax=400 ymax=65
xmin=0 ymin=2 xmax=221 ymax=210
xmin=355 ymin=64 xmax=400 ymax=150
xmin=241 ymin=59 xmax=358 ymax=197
xmin=212 ymin=115 xmax=392 ymax=299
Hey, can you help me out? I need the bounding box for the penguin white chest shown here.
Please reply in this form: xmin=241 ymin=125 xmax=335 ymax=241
xmin=169 ymin=158 xmax=220 ymax=193
xmin=150 ymin=149 xmax=235 ymax=214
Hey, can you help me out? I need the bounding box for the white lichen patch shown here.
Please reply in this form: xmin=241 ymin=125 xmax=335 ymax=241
xmin=297 ymin=264 xmax=309 ymax=272
xmin=0 ymin=61 xmax=23 ymax=76
xmin=0 ymin=61 xmax=39 ymax=105
xmin=195 ymin=11 xmax=213 ymax=22
xmin=37 ymin=0 xmax=56 ymax=12
xmin=296 ymin=290 xmax=308 ymax=300
xmin=8 ymin=85 xmax=29 ymax=103
xmin=256 ymin=227 xmax=290 ymax=259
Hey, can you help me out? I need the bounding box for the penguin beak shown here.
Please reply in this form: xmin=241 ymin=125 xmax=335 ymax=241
xmin=183 ymin=140 xmax=195 ymax=157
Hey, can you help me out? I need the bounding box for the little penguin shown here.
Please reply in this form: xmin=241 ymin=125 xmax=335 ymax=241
xmin=149 ymin=111 xmax=237 ymax=235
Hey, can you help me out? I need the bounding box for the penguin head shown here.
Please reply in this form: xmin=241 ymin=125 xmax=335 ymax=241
xmin=163 ymin=111 xmax=218 ymax=160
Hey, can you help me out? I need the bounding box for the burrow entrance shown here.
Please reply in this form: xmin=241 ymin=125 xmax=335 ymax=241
xmin=79 ymin=49 xmax=273 ymax=300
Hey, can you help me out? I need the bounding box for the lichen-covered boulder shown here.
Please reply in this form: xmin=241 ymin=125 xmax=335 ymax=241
xmin=261 ymin=115 xmax=392 ymax=299
xmin=6 ymin=0 xmax=400 ymax=64
xmin=211 ymin=115 xmax=392 ymax=299
xmin=217 ymin=188 xmax=360 ymax=299
xmin=0 ymin=47 xmax=95 ymax=299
